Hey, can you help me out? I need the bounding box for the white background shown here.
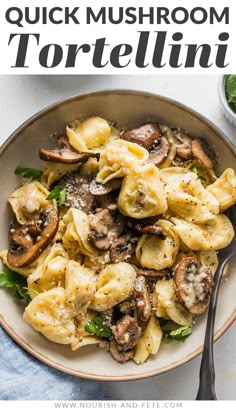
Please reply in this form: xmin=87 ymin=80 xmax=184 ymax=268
xmin=0 ymin=0 xmax=235 ymax=74
xmin=0 ymin=74 xmax=235 ymax=400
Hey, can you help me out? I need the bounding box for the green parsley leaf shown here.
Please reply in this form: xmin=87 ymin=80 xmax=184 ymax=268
xmin=85 ymin=315 xmax=111 ymax=338
xmin=0 ymin=266 xmax=37 ymax=304
xmin=0 ymin=267 xmax=19 ymax=288
xmin=226 ymin=75 xmax=236 ymax=113
xmin=15 ymin=166 xmax=42 ymax=181
xmin=191 ymin=166 xmax=206 ymax=183
xmin=46 ymin=186 xmax=67 ymax=206
xmin=198 ymin=175 xmax=207 ymax=183
xmin=163 ymin=325 xmax=192 ymax=342
xmin=191 ymin=166 xmax=198 ymax=175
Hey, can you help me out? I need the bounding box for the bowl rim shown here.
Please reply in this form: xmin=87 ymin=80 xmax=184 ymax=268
xmin=1 ymin=88 xmax=236 ymax=156
xmin=0 ymin=89 xmax=236 ymax=381
xmin=218 ymin=75 xmax=236 ymax=120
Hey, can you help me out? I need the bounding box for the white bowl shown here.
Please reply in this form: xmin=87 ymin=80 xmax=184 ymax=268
xmin=218 ymin=75 xmax=236 ymax=127
xmin=0 ymin=90 xmax=236 ymax=381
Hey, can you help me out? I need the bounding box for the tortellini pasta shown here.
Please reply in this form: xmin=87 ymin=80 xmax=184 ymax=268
xmin=65 ymin=260 xmax=96 ymax=318
xmin=159 ymin=167 xmax=219 ymax=223
xmin=118 ymin=164 xmax=168 ymax=218
xmin=61 ymin=208 xmax=98 ymax=258
xmin=134 ymin=316 xmax=162 ymax=364
xmin=207 ymin=168 xmax=236 ymax=211
xmin=197 ymin=250 xmax=219 ymax=275
xmin=97 ymin=139 xmax=149 ymax=183
xmin=79 ymin=157 xmax=99 ymax=178
xmin=90 ymin=262 xmax=137 ymax=311
xmin=72 ymin=335 xmax=101 ymax=350
xmin=41 ymin=162 xmax=80 ymax=188
xmin=25 ymin=258 xmax=98 ymax=348
xmin=83 ymin=253 xmax=111 ymax=273
xmin=67 ymin=116 xmax=119 ymax=153
xmin=27 ymin=243 xmax=69 ymax=296
xmin=136 ymin=220 xmax=179 ymax=270
xmin=153 ymin=279 xmax=192 ymax=326
xmin=23 ymin=287 xmax=76 ymax=344
xmin=171 ymin=214 xmax=234 ymax=250
xmin=71 ymin=310 xmax=101 ymax=351
xmin=8 ymin=181 xmax=52 ymax=224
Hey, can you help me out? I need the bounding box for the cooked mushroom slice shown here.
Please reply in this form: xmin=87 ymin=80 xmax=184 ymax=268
xmin=174 ymin=257 xmax=214 ymax=315
xmin=138 ymin=268 xmax=170 ymax=278
xmin=7 ymin=207 xmax=58 ymax=267
xmin=113 ymin=315 xmax=142 ymax=350
xmin=127 ymin=216 xmax=159 ymax=231
xmin=138 ymin=269 xmax=171 ymax=289
xmin=39 ymin=148 xmax=95 ymax=164
xmin=103 ymin=301 xmax=136 ymax=328
xmin=134 ymin=276 xmax=152 ymax=322
xmin=148 ymin=136 xmax=171 ymax=166
xmin=88 ymin=209 xmax=125 ymax=250
xmin=57 ymin=136 xmax=71 ymax=148
xmin=89 ymin=178 xmax=122 ymax=196
xmin=138 ymin=225 xmax=167 ymax=239
xmin=109 ymin=234 xmax=137 ymax=263
xmin=118 ymin=300 xmax=136 ymax=315
xmin=42 ymin=136 xmax=99 ymax=163
xmin=176 ymin=146 xmax=191 ymax=160
xmin=59 ymin=173 xmax=95 ymax=213
xmin=174 ymin=131 xmax=192 ymax=159
xmin=95 ymin=192 xmax=119 ymax=211
xmin=121 ymin=123 xmax=161 ymax=149
xmin=130 ymin=221 xmax=166 ymax=239
xmin=102 ymin=309 xmax=114 ymax=329
xmin=109 ymin=339 xmax=134 ymax=363
xmin=191 ymin=138 xmax=216 ymax=169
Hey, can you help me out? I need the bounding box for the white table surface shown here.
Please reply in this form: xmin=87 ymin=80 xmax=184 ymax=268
xmin=0 ymin=74 xmax=235 ymax=401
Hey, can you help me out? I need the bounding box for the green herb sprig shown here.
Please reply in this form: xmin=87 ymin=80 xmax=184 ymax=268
xmin=15 ymin=166 xmax=43 ymax=181
xmin=0 ymin=267 xmax=38 ymax=304
xmin=226 ymin=74 xmax=236 ymax=113
xmin=191 ymin=166 xmax=206 ymax=183
xmin=163 ymin=325 xmax=192 ymax=342
xmin=85 ymin=315 xmax=111 ymax=338
xmin=46 ymin=186 xmax=67 ymax=206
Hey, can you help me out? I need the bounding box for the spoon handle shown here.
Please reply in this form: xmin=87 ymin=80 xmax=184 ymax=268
xmin=196 ymin=260 xmax=227 ymax=400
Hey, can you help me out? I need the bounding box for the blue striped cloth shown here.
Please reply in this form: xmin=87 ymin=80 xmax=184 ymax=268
xmin=0 ymin=326 xmax=113 ymax=400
